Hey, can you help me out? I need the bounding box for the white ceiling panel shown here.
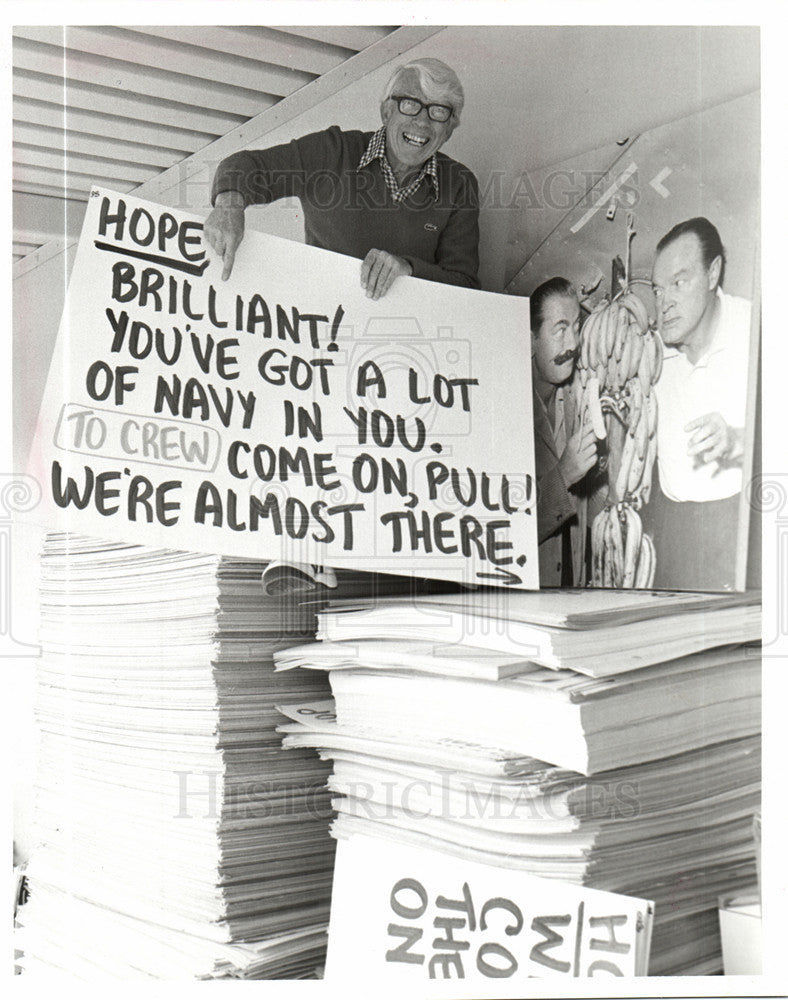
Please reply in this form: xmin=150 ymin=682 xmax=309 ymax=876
xmin=12 ymin=24 xmax=400 ymax=262
xmin=15 ymin=26 xmax=317 ymax=98
xmin=13 ymin=68 xmax=246 ymax=134
xmin=129 ymin=25 xmax=358 ymax=76
xmin=13 ymin=121 xmax=184 ymax=166
xmin=12 ymin=35 xmax=279 ymax=117
xmin=12 ymin=99 xmax=210 ymax=155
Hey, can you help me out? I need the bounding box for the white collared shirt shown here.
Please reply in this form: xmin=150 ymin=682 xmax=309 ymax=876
xmin=655 ymin=288 xmax=753 ymax=502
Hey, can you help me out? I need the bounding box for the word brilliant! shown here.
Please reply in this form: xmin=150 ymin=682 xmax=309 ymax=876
xmin=109 ymin=262 xmax=345 ymax=349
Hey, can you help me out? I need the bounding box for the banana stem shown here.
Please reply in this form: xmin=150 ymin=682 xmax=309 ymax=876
xmin=600 ymin=394 xmax=626 ymax=421
xmin=624 ymin=211 xmax=635 ymax=289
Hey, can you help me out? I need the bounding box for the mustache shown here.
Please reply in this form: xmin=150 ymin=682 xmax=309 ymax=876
xmin=554 ymin=348 xmax=578 ymax=366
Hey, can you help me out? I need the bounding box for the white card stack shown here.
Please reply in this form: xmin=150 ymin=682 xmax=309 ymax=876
xmin=275 ymin=587 xmax=762 ymax=976
xmin=18 ymin=533 xmax=337 ymax=980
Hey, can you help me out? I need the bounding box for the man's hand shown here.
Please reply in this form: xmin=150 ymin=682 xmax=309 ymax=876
xmin=559 ymin=421 xmax=598 ymax=487
xmin=685 ymin=412 xmax=743 ymax=467
xmin=204 ymin=191 xmax=246 ymax=281
xmin=360 ymin=249 xmax=412 ymax=300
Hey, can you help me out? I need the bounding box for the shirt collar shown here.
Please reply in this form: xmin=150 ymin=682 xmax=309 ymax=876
xmin=687 ymin=288 xmax=729 ymax=370
xmin=704 ymin=287 xmax=729 ymax=358
xmin=357 ymin=126 xmax=439 ymax=202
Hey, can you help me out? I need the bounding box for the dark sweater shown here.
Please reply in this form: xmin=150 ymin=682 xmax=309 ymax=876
xmin=211 ymin=126 xmax=480 ymax=289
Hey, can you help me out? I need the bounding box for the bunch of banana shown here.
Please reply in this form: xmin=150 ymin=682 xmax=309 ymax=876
xmin=577 ymin=289 xmax=663 ymax=503
xmin=590 ymin=504 xmax=656 ymax=589
xmin=614 ymin=382 xmax=659 ymax=504
xmin=579 ymin=290 xmax=659 ymax=395
xmin=579 ymin=288 xmax=664 ymax=587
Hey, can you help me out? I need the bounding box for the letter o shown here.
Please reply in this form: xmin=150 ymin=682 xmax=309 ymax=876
xmin=371 ymin=410 xmax=395 ymax=448
xmin=476 ymin=942 xmax=517 ymax=978
xmin=434 ymin=375 xmax=453 ymax=408
xmin=129 ymin=207 xmax=155 ymax=246
xmin=285 ymin=497 xmax=309 ymax=539
xmin=390 ymin=878 xmax=428 ymax=920
xmin=85 ymin=360 xmax=113 ymax=401
xmin=129 ymin=321 xmax=153 ymax=360
xmin=352 ymin=453 xmax=378 ymax=494
xmin=252 ymin=444 xmax=276 ymax=481
xmin=85 ymin=416 xmax=107 ymax=450
xmin=290 ymin=356 xmax=313 ymax=390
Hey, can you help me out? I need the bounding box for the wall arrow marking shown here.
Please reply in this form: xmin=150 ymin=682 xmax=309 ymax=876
xmin=649 ymin=166 xmax=673 ymax=198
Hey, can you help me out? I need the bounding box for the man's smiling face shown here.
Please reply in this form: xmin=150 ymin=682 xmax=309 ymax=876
xmin=382 ymin=68 xmax=456 ymax=178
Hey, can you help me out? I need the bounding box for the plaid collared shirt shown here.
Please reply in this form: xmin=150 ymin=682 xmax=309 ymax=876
xmin=357 ymin=126 xmax=439 ymax=203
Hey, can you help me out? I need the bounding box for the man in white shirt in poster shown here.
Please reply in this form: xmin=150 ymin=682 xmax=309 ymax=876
xmin=646 ymin=217 xmax=754 ymax=590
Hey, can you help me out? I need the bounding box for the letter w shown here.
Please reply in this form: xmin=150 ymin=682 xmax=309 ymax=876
xmin=529 ymin=914 xmax=571 ymax=972
xmin=51 ymin=461 xmax=94 ymax=509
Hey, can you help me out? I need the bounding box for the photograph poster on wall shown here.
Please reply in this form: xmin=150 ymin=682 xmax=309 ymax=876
xmin=509 ymin=92 xmax=760 ymax=592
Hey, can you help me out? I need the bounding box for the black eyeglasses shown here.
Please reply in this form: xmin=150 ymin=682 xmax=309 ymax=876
xmin=391 ymin=95 xmax=453 ymax=123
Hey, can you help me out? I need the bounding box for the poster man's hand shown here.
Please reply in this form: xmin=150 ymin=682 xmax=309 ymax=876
xmin=559 ymin=421 xmax=597 ymax=487
xmin=360 ymin=249 xmax=412 ymax=300
xmin=685 ymin=412 xmax=742 ymax=466
xmin=204 ymin=192 xmax=245 ymax=281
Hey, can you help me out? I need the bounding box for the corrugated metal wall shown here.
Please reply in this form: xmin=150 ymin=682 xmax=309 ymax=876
xmin=12 ymin=24 xmax=398 ymax=261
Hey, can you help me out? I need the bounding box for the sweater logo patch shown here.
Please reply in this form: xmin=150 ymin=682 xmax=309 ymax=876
xmin=424 ymin=222 xmax=438 ymax=232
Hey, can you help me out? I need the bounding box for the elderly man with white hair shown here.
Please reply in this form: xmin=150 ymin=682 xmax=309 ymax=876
xmin=205 ymin=57 xmax=480 ymax=298
xmin=205 ymin=58 xmax=479 ymax=595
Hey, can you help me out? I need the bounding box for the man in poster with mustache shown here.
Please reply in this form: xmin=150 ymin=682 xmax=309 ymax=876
xmin=530 ymin=277 xmax=599 ymax=586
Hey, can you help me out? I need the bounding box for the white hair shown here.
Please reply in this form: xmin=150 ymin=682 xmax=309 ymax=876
xmin=381 ymin=57 xmax=465 ymax=121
